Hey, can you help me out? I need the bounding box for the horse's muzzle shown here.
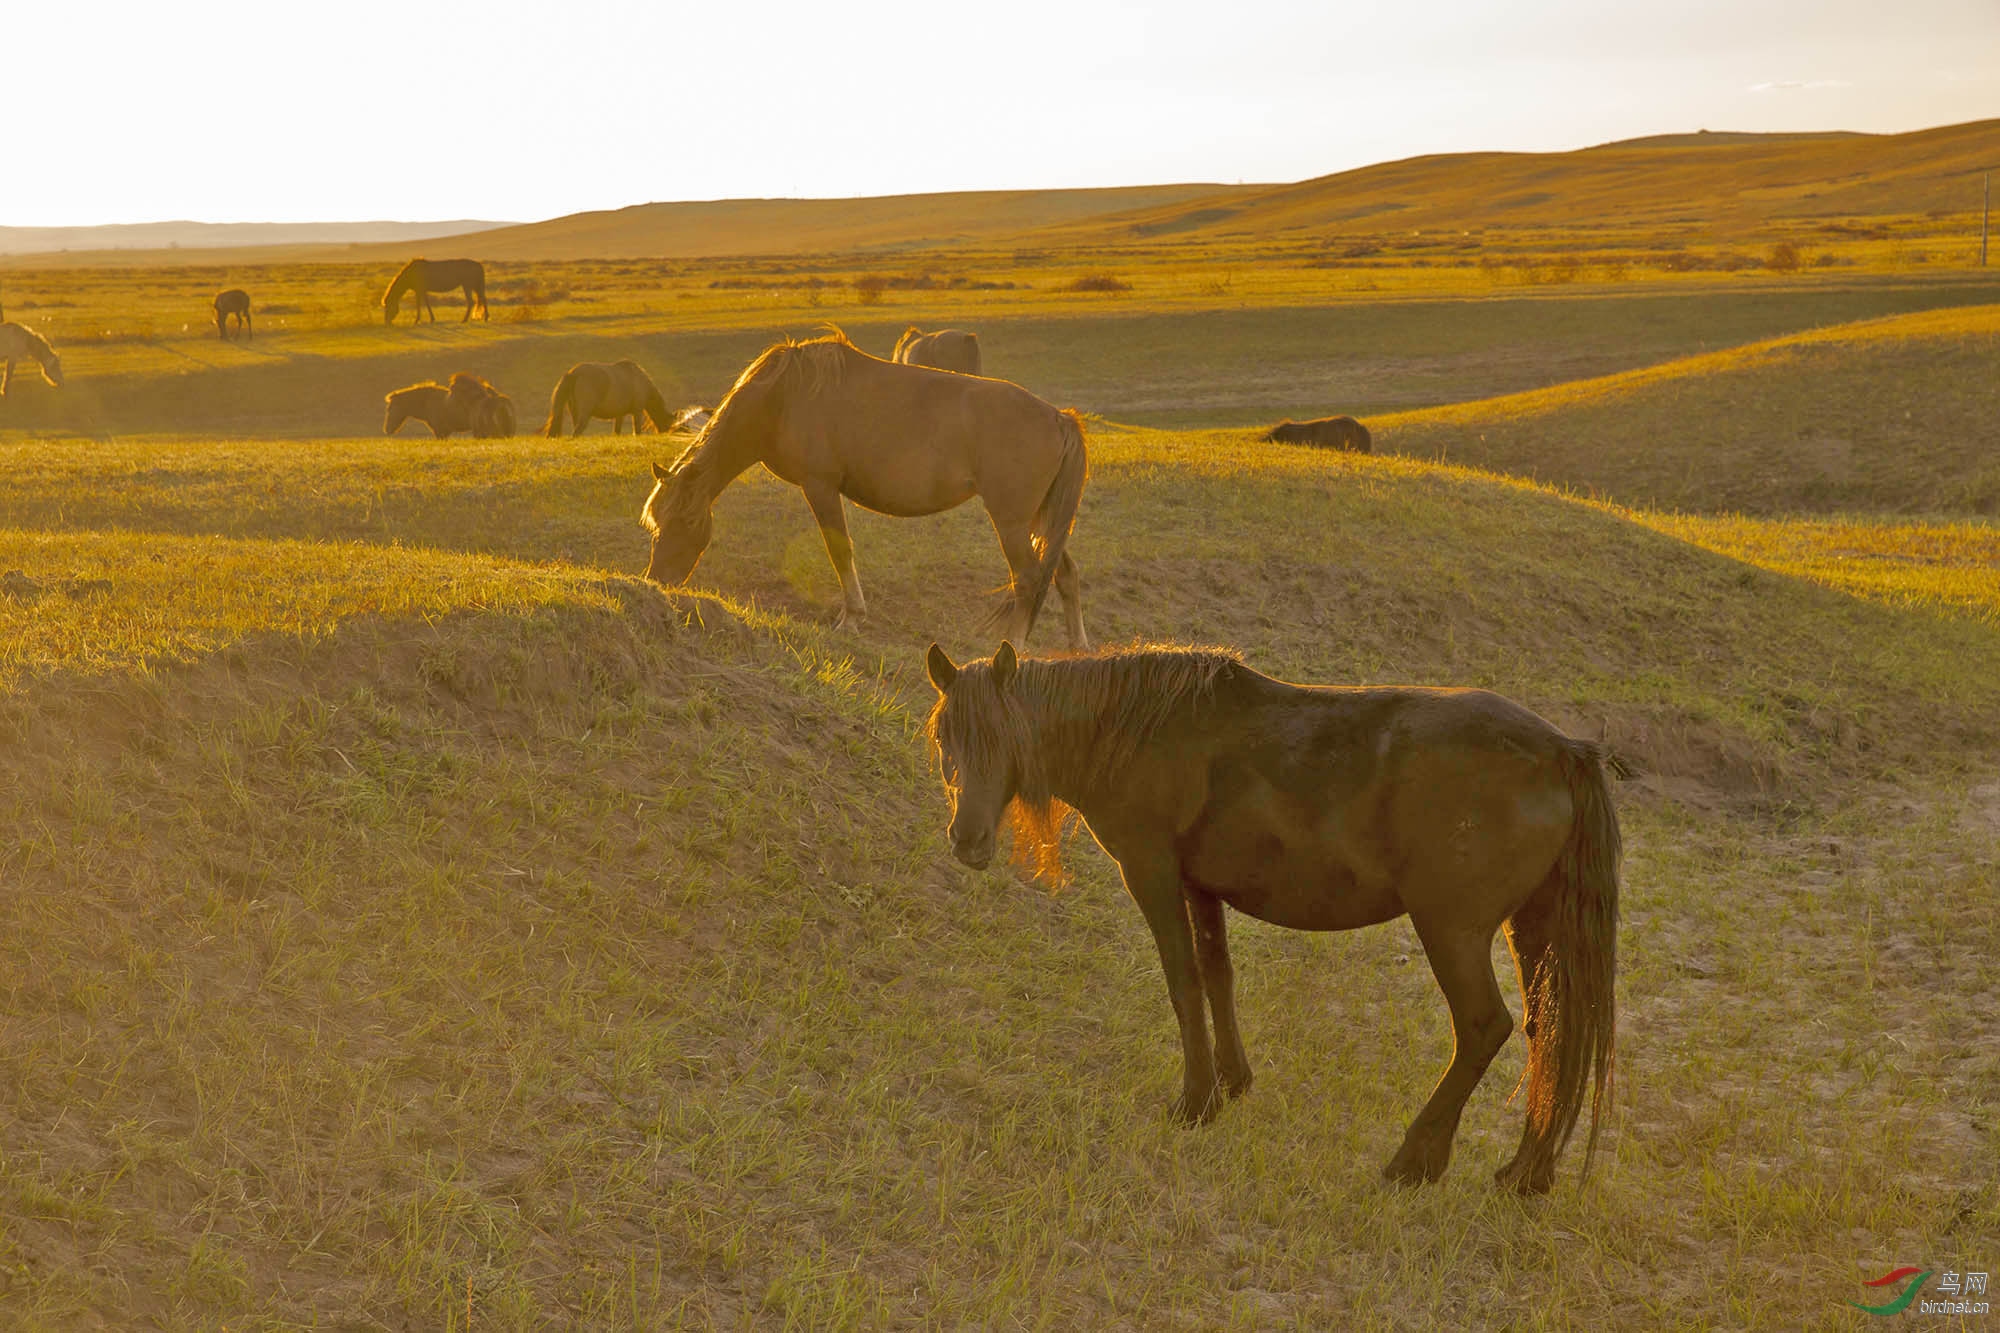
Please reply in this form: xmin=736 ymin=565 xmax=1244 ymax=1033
xmin=951 ymin=832 xmax=994 ymax=870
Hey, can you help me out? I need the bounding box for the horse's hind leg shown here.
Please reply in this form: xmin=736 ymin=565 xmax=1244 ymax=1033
xmin=990 ymin=525 xmax=1044 ymax=648
xmin=1054 ymin=549 xmax=1088 ymax=650
xmin=1188 ymin=889 xmax=1250 ymax=1098
xmin=1385 ymin=912 xmax=1513 ymax=1186
xmin=1 ymin=359 xmax=11 ymax=397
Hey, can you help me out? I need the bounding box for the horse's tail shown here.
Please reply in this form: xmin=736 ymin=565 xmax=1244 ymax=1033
xmin=543 ymin=370 xmax=578 ymax=437
xmin=1501 ymin=741 xmax=1623 ymax=1193
xmin=1015 ymin=409 xmax=1089 ymax=643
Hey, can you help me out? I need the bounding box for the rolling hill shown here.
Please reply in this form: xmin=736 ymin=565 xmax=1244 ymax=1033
xmin=1038 ymin=118 xmax=2000 ymax=245
xmin=1373 ymin=303 xmax=2000 ymax=515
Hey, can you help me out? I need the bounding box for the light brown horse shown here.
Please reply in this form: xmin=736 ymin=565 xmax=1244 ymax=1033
xmin=642 ymin=330 xmax=1088 ymax=647
xmin=0 ymin=322 xmax=63 ymax=397
xmin=383 ymin=382 xmax=461 ymax=437
xmin=1263 ymin=415 xmax=1372 ymax=453
xmin=892 ymin=326 xmax=982 ymax=375
xmin=447 ymin=372 xmax=516 ymax=438
xmin=213 ymin=289 xmax=252 ymax=341
xmin=543 ymin=360 xmax=671 ymax=436
xmin=925 ymin=641 xmax=1621 ymax=1194
xmin=382 ymin=258 xmax=488 ymax=324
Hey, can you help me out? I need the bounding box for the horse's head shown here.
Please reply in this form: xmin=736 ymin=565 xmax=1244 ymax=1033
xmin=925 ymin=642 xmax=1026 ymax=870
xmin=640 ymin=460 xmax=713 ymax=585
xmin=382 ymin=292 xmax=400 ymax=324
xmin=41 ymin=352 xmax=63 ymax=388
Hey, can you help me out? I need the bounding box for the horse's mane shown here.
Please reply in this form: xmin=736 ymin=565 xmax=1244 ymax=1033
xmin=928 ymin=644 xmax=1242 ymax=883
xmin=384 ymin=380 xmax=447 ymax=402
xmin=1 ymin=321 xmax=56 ymax=360
xmin=892 ymin=326 xmax=924 ymax=360
xmin=383 ymin=259 xmax=424 ymax=304
xmin=656 ymin=328 xmax=858 ymax=496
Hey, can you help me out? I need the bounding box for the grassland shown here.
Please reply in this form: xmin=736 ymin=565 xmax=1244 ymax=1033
xmin=2 ymin=415 xmax=1997 ymax=1328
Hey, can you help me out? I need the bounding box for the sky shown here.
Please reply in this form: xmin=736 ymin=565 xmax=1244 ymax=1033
xmin=5 ymin=0 xmax=1997 ymax=227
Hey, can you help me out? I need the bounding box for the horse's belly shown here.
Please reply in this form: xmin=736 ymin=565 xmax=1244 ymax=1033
xmin=1184 ymin=822 xmax=1402 ymax=932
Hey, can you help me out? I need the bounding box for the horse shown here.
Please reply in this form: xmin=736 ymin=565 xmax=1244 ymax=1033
xmin=923 ymin=641 xmax=1622 ymax=1194
xmin=382 ymin=258 xmax=488 ymax=324
xmin=0 ymin=322 xmax=63 ymax=397
xmin=213 ymin=289 xmax=252 ymax=341
xmin=447 ymin=372 xmax=515 ymax=438
xmin=892 ymin=326 xmax=982 ymax=375
xmin=543 ymin=360 xmax=672 ymax=436
xmin=1263 ymin=416 xmax=1372 ymax=453
xmin=383 ymin=381 xmax=463 ymax=437
xmin=642 ymin=329 xmax=1088 ymax=647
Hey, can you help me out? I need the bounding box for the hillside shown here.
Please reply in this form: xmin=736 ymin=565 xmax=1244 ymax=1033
xmin=2 ymin=425 xmax=1996 ymax=1325
xmin=1039 ymin=118 xmax=2000 ymax=245
xmin=0 ymin=219 xmax=512 ymax=258
xmin=1373 ymin=303 xmax=2000 ymax=515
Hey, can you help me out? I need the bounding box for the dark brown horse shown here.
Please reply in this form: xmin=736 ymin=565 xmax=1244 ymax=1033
xmin=924 ymin=642 xmax=1621 ymax=1194
xmin=213 ymin=289 xmax=252 ymax=341
xmin=642 ymin=330 xmax=1088 ymax=648
xmin=1264 ymin=416 xmax=1371 ymax=452
xmin=892 ymin=326 xmax=982 ymax=375
xmin=382 ymin=258 xmax=488 ymax=324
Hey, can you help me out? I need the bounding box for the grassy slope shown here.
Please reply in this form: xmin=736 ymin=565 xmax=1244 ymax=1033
xmin=2 ymin=428 xmax=1997 ymax=1327
xmin=1374 ymin=304 xmax=2000 ymax=515
xmin=1042 ymin=118 xmax=2000 ymax=244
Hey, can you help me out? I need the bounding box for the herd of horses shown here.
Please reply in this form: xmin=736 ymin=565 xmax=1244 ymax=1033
xmin=0 ymin=265 xmax=1618 ymax=1195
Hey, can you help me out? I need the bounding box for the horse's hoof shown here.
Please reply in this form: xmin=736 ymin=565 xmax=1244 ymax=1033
xmin=1382 ymin=1143 xmax=1449 ymax=1186
xmin=1493 ymin=1158 xmax=1555 ymax=1196
xmin=1220 ymin=1067 xmax=1254 ymax=1100
xmin=1170 ymin=1086 xmax=1221 ymax=1127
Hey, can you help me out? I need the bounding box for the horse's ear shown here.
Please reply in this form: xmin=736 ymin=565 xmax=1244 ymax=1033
xmin=993 ymin=641 xmax=1018 ymax=692
xmin=651 ymin=460 xmax=670 ymax=481
xmin=926 ymin=643 xmax=958 ymax=694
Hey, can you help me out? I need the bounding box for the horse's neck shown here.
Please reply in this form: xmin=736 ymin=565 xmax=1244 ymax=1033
xmin=683 ymin=407 xmax=771 ymax=501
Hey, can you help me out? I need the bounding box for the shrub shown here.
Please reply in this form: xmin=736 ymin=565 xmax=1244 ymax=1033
xmin=1767 ymin=242 xmax=1803 ymax=274
xmin=1063 ymin=274 xmax=1131 ymax=293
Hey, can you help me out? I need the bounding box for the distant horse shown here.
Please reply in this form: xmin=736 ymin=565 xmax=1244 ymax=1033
xmin=383 ymin=381 xmax=462 ymax=437
xmin=382 ymin=258 xmax=488 ymax=324
xmin=925 ymin=641 xmax=1622 ymax=1194
xmin=1263 ymin=415 xmax=1371 ymax=453
xmin=543 ymin=360 xmax=672 ymax=436
xmin=213 ymin=289 xmax=252 ymax=341
xmin=642 ymin=329 xmax=1087 ymax=647
xmin=892 ymin=326 xmax=982 ymax=375
xmin=447 ymin=371 xmax=516 ymax=438
xmin=0 ymin=321 xmax=63 ymax=397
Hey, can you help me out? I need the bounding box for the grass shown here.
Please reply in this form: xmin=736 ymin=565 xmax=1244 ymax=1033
xmin=1378 ymin=303 xmax=2000 ymax=515
xmin=1 ymin=418 xmax=1998 ymax=1325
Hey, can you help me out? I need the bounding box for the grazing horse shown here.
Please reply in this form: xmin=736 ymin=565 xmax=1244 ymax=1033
xmin=924 ymin=642 xmax=1621 ymax=1194
xmin=0 ymin=322 xmax=63 ymax=397
xmin=447 ymin=371 xmax=516 ymax=438
xmin=891 ymin=326 xmax=982 ymax=375
xmin=213 ymin=289 xmax=252 ymax=341
xmin=1263 ymin=415 xmax=1372 ymax=453
xmin=642 ymin=330 xmax=1088 ymax=647
xmin=383 ymin=381 xmax=462 ymax=437
xmin=543 ymin=360 xmax=672 ymax=436
xmin=382 ymin=258 xmax=488 ymax=324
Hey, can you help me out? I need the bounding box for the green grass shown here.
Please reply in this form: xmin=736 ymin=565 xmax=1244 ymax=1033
xmin=1 ymin=419 xmax=1998 ymax=1326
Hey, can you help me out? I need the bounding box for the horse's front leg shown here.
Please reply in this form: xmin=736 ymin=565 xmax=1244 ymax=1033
xmin=461 ymin=287 xmax=473 ymax=322
xmin=802 ymin=481 xmax=867 ymax=629
xmin=1 ymin=359 xmax=11 ymax=397
xmin=1188 ymin=888 xmax=1251 ymax=1099
xmin=1121 ymin=849 xmax=1220 ymax=1124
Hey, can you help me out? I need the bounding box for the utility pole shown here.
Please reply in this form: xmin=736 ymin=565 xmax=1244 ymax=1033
xmin=1983 ymin=171 xmax=1990 ymax=267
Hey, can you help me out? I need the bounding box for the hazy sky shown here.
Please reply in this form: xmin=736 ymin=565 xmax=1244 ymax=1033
xmin=6 ymin=0 xmax=1996 ymax=227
